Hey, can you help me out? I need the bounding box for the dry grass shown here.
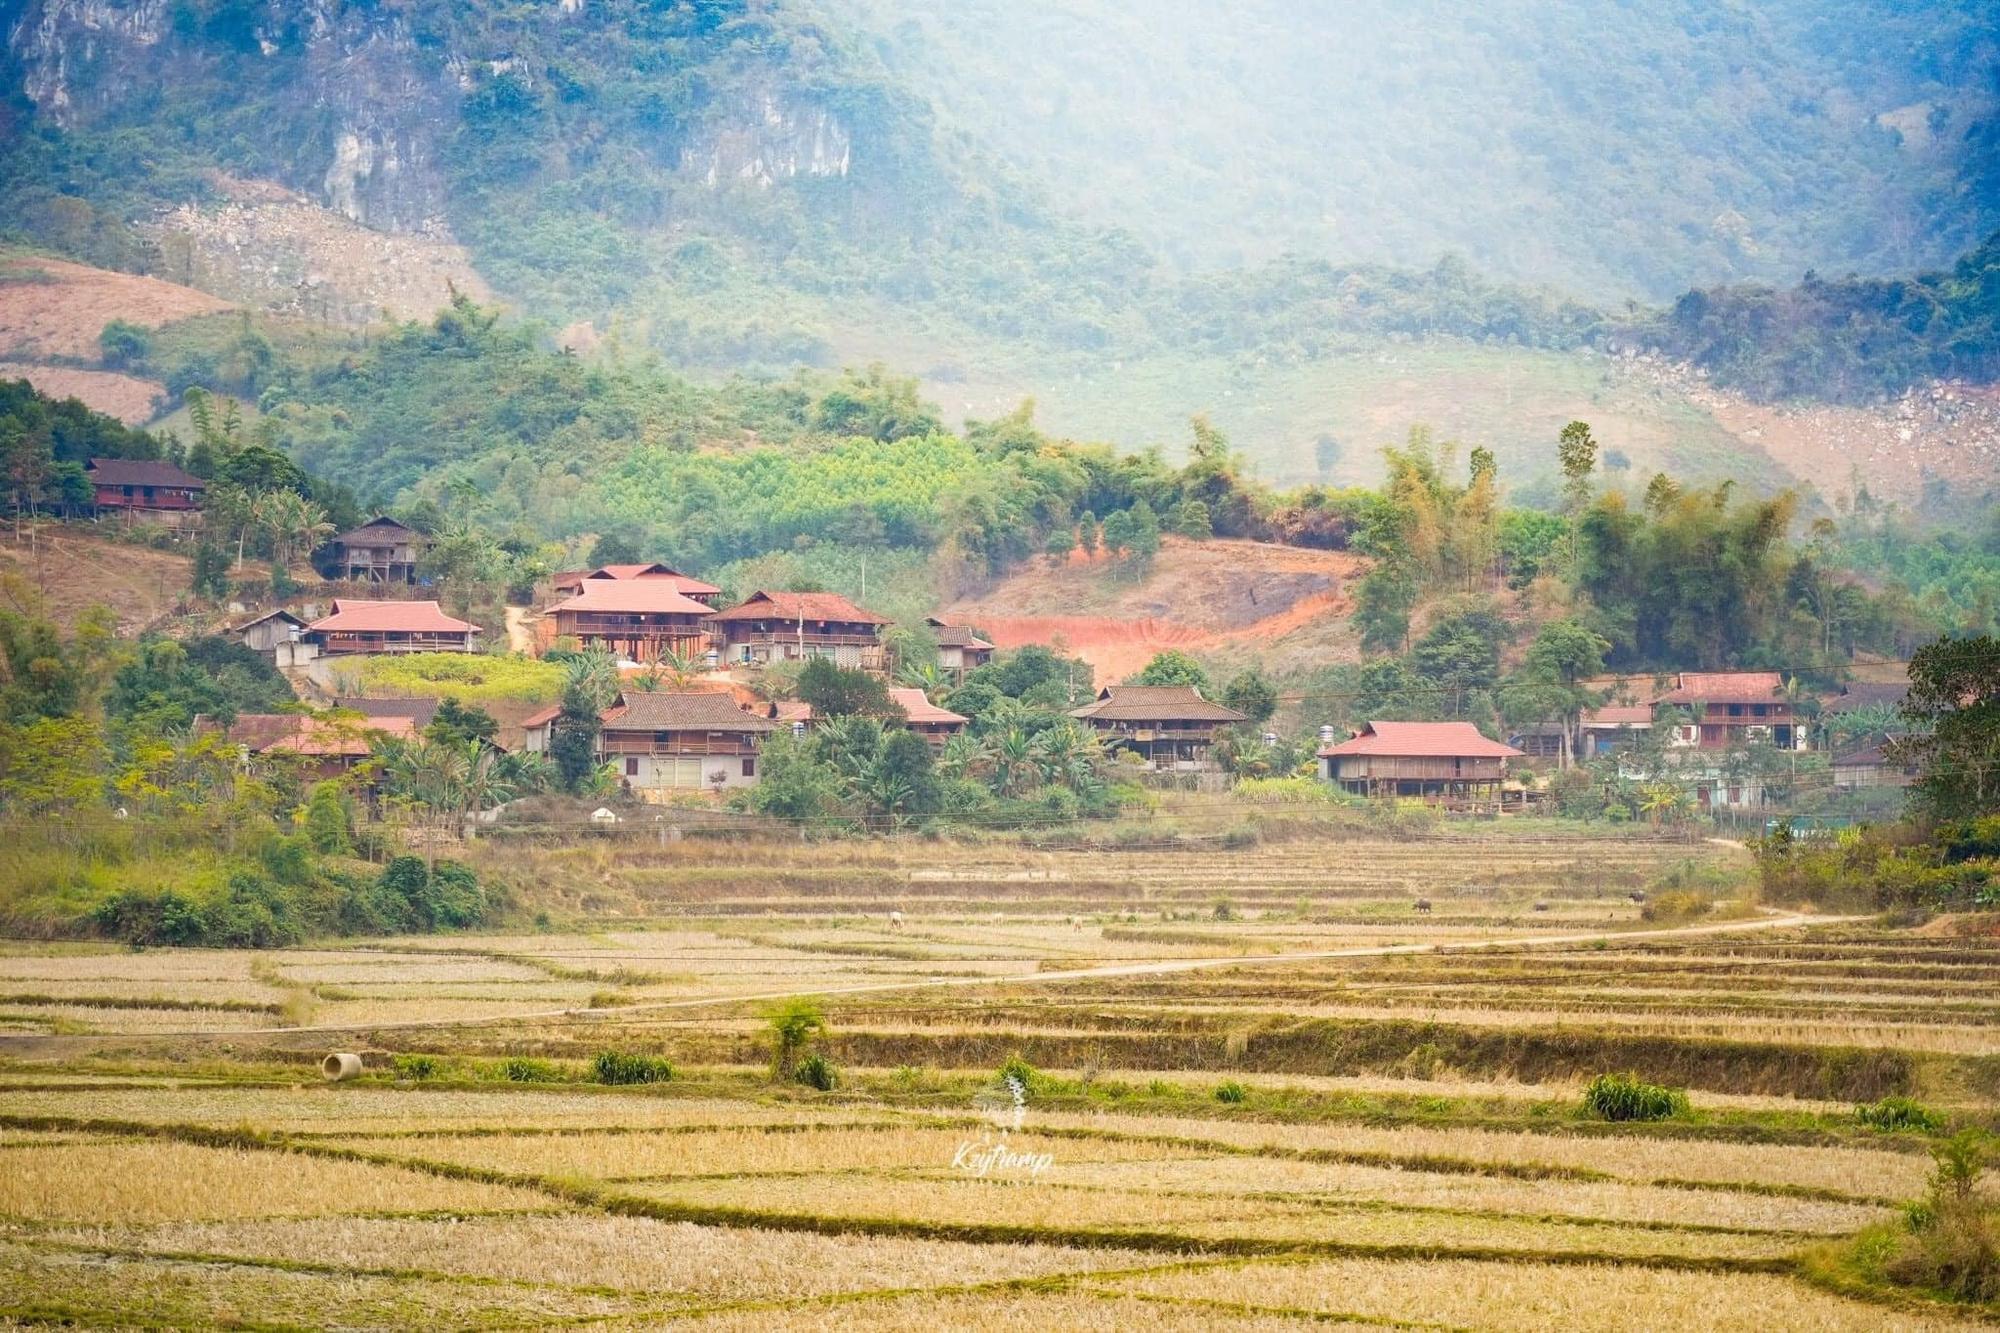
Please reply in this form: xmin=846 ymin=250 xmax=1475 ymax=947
xmin=341 ymin=1125 xmax=1160 ymax=1179
xmin=0 ymin=1141 xmax=545 ymax=1222
xmin=1097 ymin=1256 xmax=1991 ymax=1331
xmin=80 ymin=1215 xmax=1159 ymax=1299
xmin=1023 ymin=1112 xmax=1931 ymax=1199
xmin=626 ymin=1175 xmax=1797 ymax=1261
xmin=670 ymin=1289 xmax=1324 ymax=1331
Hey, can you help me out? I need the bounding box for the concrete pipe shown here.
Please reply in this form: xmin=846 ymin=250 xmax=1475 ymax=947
xmin=321 ymin=1052 xmax=364 ymax=1082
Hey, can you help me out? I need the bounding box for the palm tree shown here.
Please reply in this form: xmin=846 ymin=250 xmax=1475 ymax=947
xmin=562 ymin=650 xmax=621 ymax=714
xmin=1031 ymin=719 xmax=1103 ymax=788
xmin=990 ymin=727 xmax=1036 ymax=797
xmin=1638 ymin=781 xmax=1691 ymax=828
xmin=897 ymin=662 xmax=948 ymax=695
xmin=654 ymin=649 xmax=704 ymax=690
xmin=938 ymin=731 xmax=988 ymax=782
xmin=260 ymin=491 xmax=332 ymax=578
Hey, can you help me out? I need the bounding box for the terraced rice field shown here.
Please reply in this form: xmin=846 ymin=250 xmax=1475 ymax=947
xmin=1 ymin=831 xmax=1994 ymax=1327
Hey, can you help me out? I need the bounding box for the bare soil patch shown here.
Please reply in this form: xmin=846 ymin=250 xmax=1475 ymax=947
xmin=0 ymin=254 xmax=231 ymax=362
xmin=0 ymin=525 xmax=195 ymax=633
xmin=948 ymin=536 xmax=1366 ymax=680
xmin=0 ymin=362 xmax=165 ymax=423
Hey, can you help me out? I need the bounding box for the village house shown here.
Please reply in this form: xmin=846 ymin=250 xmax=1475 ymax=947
xmin=1069 ymin=685 xmax=1248 ymax=771
xmin=328 ymin=517 xmax=428 ymax=583
xmin=708 ymin=590 xmax=890 ymax=670
xmin=548 ymin=578 xmax=715 ymax=663
xmin=86 ymin=458 xmax=205 ymax=523
xmin=1657 ymin=671 xmax=1800 ymax=750
xmin=927 ymin=617 xmax=996 ymax=678
xmin=1317 ymin=721 xmax=1523 ymax=801
xmin=305 ymin=599 xmax=480 ymax=656
xmin=1580 ymin=704 xmax=1654 ymax=758
xmin=212 ymin=711 xmax=417 ymax=785
xmin=888 ymin=687 xmax=968 ymax=746
xmin=227 ymin=608 xmax=307 ymax=654
xmin=1832 ymin=741 xmax=1919 ymax=791
xmin=551 ymin=563 xmax=723 ymax=605
xmin=523 ymin=690 xmax=775 ymax=796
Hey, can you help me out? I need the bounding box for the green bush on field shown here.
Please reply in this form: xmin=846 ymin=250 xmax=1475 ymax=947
xmin=500 ymin=1057 xmax=564 ymax=1084
xmin=1857 ymin=1096 xmax=1945 ymax=1133
xmin=1214 ymin=1080 xmax=1248 ymax=1104
xmin=392 ymin=1054 xmax=439 ymax=1081
xmin=794 ymin=1051 xmax=838 ymax=1091
xmin=998 ymin=1055 xmax=1039 ymax=1094
xmin=1582 ymin=1072 xmax=1689 ymax=1122
xmin=592 ymin=1050 xmax=676 ymax=1085
xmin=1885 ymin=1130 xmax=1998 ymax=1302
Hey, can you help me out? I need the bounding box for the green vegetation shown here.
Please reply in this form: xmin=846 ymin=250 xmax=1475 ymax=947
xmin=591 ymin=1050 xmax=677 ymax=1086
xmin=1582 ymin=1073 xmax=1690 ymax=1123
xmin=336 ymin=653 xmax=565 ymax=706
xmin=765 ymin=997 xmax=828 ymax=1080
xmin=1855 ymin=1097 xmax=1944 ymax=1134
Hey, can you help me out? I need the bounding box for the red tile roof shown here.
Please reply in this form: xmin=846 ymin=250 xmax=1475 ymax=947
xmin=226 ymin=712 xmax=416 ymax=757
xmin=888 ymin=688 xmax=967 ymax=725
xmin=587 ymin=563 xmax=722 ymax=597
xmin=1658 ymin=671 xmax=1785 ymax=704
xmin=308 ymin=599 xmax=481 ymax=635
xmin=1318 ymin=721 xmax=1524 ymax=759
xmin=709 ymin=590 xmax=889 ymax=625
xmin=520 ymin=704 xmax=562 ymax=730
xmin=86 ymin=458 xmax=205 ymax=489
xmin=551 ymin=580 xmax=715 ymax=616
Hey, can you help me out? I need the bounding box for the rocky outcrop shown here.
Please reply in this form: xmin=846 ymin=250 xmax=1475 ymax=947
xmin=681 ymin=91 xmax=853 ymax=188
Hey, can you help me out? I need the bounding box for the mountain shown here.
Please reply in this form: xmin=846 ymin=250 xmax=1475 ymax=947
xmin=1 ymin=0 xmax=1996 ymax=497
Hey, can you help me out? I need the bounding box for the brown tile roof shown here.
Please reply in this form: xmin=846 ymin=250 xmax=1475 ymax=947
xmin=1583 ymin=705 xmax=1654 ymax=728
xmin=308 ymin=599 xmax=480 ymax=635
xmin=226 ymin=712 xmax=416 ymax=757
xmin=888 ymin=688 xmax=967 ymax=726
xmin=1824 ymin=682 xmax=1909 ymax=713
xmin=520 ymin=703 xmax=562 ymax=730
xmin=709 ymin=590 xmax=889 ymax=625
xmin=333 ymin=516 xmax=421 ymax=546
xmin=601 ymin=691 xmax=777 ymax=733
xmin=1319 ymin=721 xmax=1524 ymax=759
xmin=551 ymin=581 xmax=715 ymax=616
xmin=333 ymin=697 xmax=440 ymax=728
xmin=587 ymin=563 xmax=723 ymax=597
xmin=766 ymin=700 xmax=815 ymax=725
xmin=86 ymin=458 xmax=205 ymax=489
xmin=1658 ymin=671 xmax=1785 ymax=704
xmin=927 ymin=618 xmax=995 ymax=650
xmin=1071 ymin=685 xmax=1248 ymax=724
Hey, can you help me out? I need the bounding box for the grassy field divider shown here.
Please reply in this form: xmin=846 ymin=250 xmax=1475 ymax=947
xmin=0 ymin=1111 xmax=1801 ymax=1276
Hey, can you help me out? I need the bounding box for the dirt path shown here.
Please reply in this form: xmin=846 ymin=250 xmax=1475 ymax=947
xmin=44 ymin=910 xmax=1853 ymax=1045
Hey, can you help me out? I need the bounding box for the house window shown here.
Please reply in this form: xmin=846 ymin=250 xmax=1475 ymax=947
xmin=742 ymin=756 xmax=756 ymax=778
xmin=625 ymin=757 xmax=640 ymax=777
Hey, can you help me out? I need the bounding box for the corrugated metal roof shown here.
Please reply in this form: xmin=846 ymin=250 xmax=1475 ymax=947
xmin=1319 ymin=720 xmax=1523 ymax=759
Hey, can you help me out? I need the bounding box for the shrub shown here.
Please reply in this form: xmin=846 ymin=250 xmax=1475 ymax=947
xmin=392 ymin=1054 xmax=439 ymax=1081
xmin=998 ymin=1054 xmax=1039 ymax=1094
xmin=765 ymin=996 xmax=827 ymax=1079
xmin=1641 ymin=889 xmax=1712 ymax=922
xmin=794 ymin=1051 xmax=838 ymax=1091
xmin=1214 ymin=1080 xmax=1248 ymax=1104
xmin=592 ymin=1050 xmax=675 ymax=1085
xmin=500 ymin=1057 xmax=563 ymax=1083
xmin=1857 ymin=1096 xmax=1944 ymax=1133
xmin=1886 ymin=1131 xmax=1998 ymax=1302
xmin=1582 ymin=1072 xmax=1688 ymax=1122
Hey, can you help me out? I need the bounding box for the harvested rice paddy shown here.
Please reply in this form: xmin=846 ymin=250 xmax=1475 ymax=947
xmin=1 ymin=830 xmax=1993 ymax=1327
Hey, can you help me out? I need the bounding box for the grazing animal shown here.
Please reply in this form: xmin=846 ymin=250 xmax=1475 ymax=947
xmin=1629 ymin=891 xmax=1647 ymax=905
xmin=1533 ymin=900 xmax=1550 ymax=912
xmin=1413 ymin=899 xmax=1432 ymax=914
xmin=889 ymin=911 xmax=904 ymax=932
